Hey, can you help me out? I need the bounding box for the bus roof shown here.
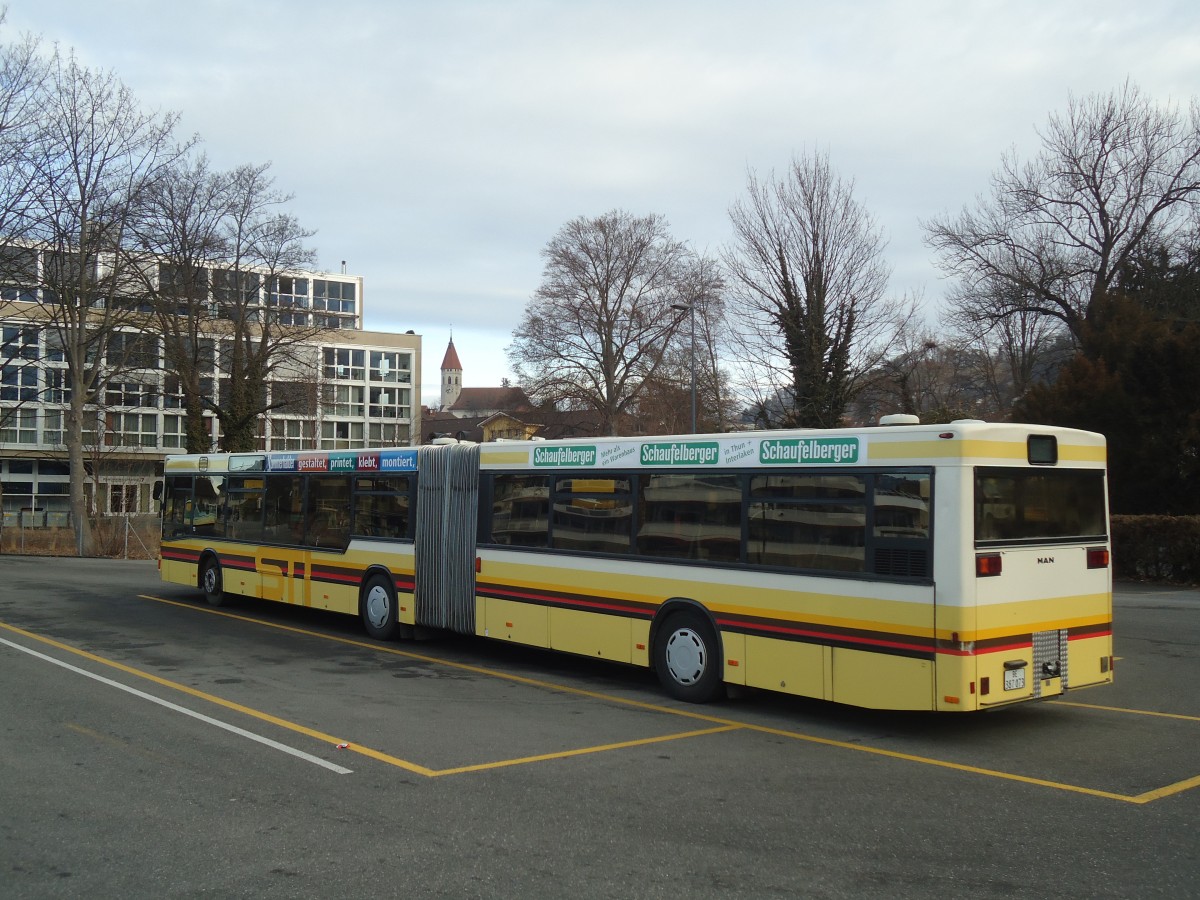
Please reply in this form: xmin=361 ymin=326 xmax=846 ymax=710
xmin=163 ymin=421 xmax=1105 ymax=475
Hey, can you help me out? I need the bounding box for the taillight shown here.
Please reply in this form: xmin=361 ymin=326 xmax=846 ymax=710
xmin=976 ymin=553 xmax=1002 ymax=577
xmin=1087 ymin=547 xmax=1110 ymax=569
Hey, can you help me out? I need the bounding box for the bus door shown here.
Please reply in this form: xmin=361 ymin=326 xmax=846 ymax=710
xmin=257 ymin=473 xmax=310 ymax=606
xmin=296 ymin=474 xmax=353 ymax=612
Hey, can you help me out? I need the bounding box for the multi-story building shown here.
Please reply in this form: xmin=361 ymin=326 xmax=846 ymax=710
xmin=1 ymin=262 xmax=421 ymax=527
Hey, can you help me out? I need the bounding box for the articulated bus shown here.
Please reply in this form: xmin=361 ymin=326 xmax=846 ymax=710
xmin=158 ymin=419 xmax=1113 ymax=712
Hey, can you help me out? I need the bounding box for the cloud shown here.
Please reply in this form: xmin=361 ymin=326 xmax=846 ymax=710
xmin=6 ymin=0 xmax=1198 ymax=396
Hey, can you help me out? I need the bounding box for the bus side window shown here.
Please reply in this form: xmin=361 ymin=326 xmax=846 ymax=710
xmin=352 ymin=475 xmax=411 ymax=539
xmin=192 ymin=476 xmax=225 ymax=537
xmin=637 ymin=473 xmax=742 ymax=562
xmin=162 ymin=476 xmax=193 ymax=539
xmin=306 ymin=474 xmax=351 ymax=551
xmin=488 ymin=474 xmax=549 ymax=547
xmin=748 ymin=474 xmax=867 ymax=572
xmin=227 ymin=477 xmax=265 ymax=542
xmin=551 ymin=474 xmax=633 ymax=554
xmin=264 ymin=475 xmax=300 ymax=544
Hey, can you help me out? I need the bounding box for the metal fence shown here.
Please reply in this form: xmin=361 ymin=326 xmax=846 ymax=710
xmin=0 ymin=514 xmax=160 ymax=559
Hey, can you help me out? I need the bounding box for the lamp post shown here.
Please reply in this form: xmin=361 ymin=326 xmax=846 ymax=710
xmin=670 ymin=301 xmax=697 ymax=433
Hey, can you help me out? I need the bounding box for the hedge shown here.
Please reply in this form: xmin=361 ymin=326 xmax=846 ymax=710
xmin=1110 ymin=515 xmax=1200 ymax=585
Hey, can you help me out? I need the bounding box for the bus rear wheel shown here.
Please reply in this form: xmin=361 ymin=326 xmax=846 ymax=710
xmin=361 ymin=574 xmax=401 ymax=641
xmin=654 ymin=611 xmax=723 ymax=703
xmin=201 ymin=558 xmax=226 ymax=607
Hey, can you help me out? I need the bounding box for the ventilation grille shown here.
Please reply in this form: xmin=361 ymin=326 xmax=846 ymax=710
xmin=874 ymin=547 xmax=929 ymax=579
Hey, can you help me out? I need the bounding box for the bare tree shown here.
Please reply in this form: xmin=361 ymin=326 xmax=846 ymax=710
xmin=132 ymin=153 xmax=228 ymax=452
xmin=135 ymin=157 xmax=319 ymax=453
xmin=0 ymin=29 xmax=50 ymax=438
xmin=633 ymin=255 xmax=734 ymax=434
xmin=944 ymin=296 xmax=1072 ymax=416
xmin=22 ymin=50 xmax=189 ymax=554
xmin=724 ymin=151 xmax=911 ymax=428
xmin=925 ymin=82 xmax=1200 ymax=344
xmin=867 ymin=327 xmax=942 ymax=419
xmin=133 ymin=156 xmax=322 ymax=453
xmin=212 ymin=163 xmax=319 ymax=452
xmin=0 ymin=27 xmax=48 ymax=248
xmin=508 ymin=210 xmax=698 ymax=436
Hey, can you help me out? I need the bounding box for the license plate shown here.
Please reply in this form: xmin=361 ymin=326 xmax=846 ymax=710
xmin=1004 ymin=667 xmax=1026 ymax=691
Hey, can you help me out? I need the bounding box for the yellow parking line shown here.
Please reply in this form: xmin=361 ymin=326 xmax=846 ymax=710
xmin=431 ymin=726 xmax=742 ymax=777
xmin=3 ymin=615 xmax=735 ymax=778
xmin=1132 ymin=773 xmax=1200 ymax=804
xmin=1055 ymin=701 xmax=1200 ymax=723
xmin=139 ymin=594 xmax=739 ymax=720
xmin=728 ymin=721 xmax=1139 ymax=803
xmin=0 ymin=619 xmax=435 ymax=778
xmin=133 ymin=595 xmax=1200 ymax=803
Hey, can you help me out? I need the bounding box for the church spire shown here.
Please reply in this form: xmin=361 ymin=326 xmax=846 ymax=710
xmin=441 ymin=336 xmax=462 ymax=372
xmin=440 ymin=335 xmax=462 ymax=408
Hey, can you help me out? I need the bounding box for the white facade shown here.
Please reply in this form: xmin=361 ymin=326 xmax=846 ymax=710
xmin=0 ymin=265 xmax=422 ymax=526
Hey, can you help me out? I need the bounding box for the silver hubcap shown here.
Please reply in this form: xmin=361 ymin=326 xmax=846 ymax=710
xmin=365 ymin=584 xmax=391 ymax=629
xmin=665 ymin=627 xmax=706 ymax=685
xmin=204 ymin=566 xmax=219 ymax=593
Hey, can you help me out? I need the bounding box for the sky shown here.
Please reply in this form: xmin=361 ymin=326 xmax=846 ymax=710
xmin=5 ymin=0 xmax=1199 ymax=401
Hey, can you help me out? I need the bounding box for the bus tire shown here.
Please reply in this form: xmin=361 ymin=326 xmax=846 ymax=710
xmin=654 ymin=611 xmax=723 ymax=703
xmin=361 ymin=574 xmax=401 ymax=641
xmin=201 ymin=557 xmax=227 ymax=607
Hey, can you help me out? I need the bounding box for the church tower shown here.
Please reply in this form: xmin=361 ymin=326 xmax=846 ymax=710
xmin=440 ymin=337 xmax=463 ymax=409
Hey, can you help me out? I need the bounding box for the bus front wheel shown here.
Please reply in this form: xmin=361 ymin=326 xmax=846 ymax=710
xmin=201 ymin=558 xmax=226 ymax=607
xmin=654 ymin=611 xmax=723 ymax=703
xmin=361 ymin=574 xmax=401 ymax=641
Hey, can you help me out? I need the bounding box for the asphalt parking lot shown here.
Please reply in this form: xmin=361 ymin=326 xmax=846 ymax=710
xmin=1 ymin=556 xmax=1197 ymax=898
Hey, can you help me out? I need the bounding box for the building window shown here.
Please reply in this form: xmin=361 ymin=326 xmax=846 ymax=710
xmin=322 ymin=383 xmax=364 ymax=417
xmin=368 ymin=385 xmax=410 ymax=420
xmin=271 ymin=380 xmax=317 ymax=417
xmin=320 ymin=420 xmax=364 ymax=450
xmin=274 ymin=310 xmax=310 ymax=327
xmin=45 ymin=368 xmax=73 ymax=404
xmin=323 ymin=347 xmax=364 ymax=380
xmin=158 ymin=262 xmax=210 ymax=300
xmin=43 ymin=330 xmax=65 ymax=362
xmin=267 ymin=274 xmax=310 ymax=308
xmin=313 ymin=279 xmax=357 ymax=316
xmin=108 ymin=484 xmax=139 ymax=515
xmin=107 ymin=332 xmax=159 ymax=369
xmin=106 ymin=381 xmax=159 ymax=408
xmin=163 ymin=374 xmax=215 ymax=409
xmin=211 ymin=268 xmax=261 ymax=308
xmin=1 ymin=363 xmax=37 ymax=401
xmin=41 ymin=410 xmax=63 ymax=445
xmin=0 ymin=246 xmax=39 ymax=302
xmin=269 ymin=418 xmax=315 ymax=451
xmin=2 ymin=325 xmax=39 ymax=360
xmin=163 ymin=414 xmax=186 ymax=449
xmin=0 ymin=407 xmax=37 ymax=444
xmin=82 ymin=411 xmax=101 ymax=448
xmin=162 ymin=375 xmax=184 ymax=409
xmin=369 ymin=351 xmax=411 ymax=383
xmin=0 ymin=478 xmax=33 ymax=525
xmin=368 ymin=422 xmax=409 ymax=446
xmin=105 ymin=412 xmax=158 ymax=448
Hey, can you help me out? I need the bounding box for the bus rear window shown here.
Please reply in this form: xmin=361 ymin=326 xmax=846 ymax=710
xmin=975 ymin=468 xmax=1107 ymax=542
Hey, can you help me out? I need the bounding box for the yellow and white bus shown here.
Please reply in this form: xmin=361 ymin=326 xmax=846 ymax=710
xmin=158 ymin=419 xmax=1113 ymax=712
